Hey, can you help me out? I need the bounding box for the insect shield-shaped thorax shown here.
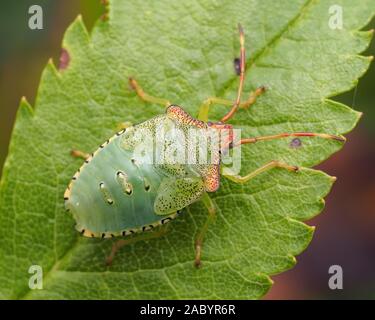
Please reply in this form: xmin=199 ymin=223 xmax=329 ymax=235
xmin=64 ymin=105 xmax=232 ymax=238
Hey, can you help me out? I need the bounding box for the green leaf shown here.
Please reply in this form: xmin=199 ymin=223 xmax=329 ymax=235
xmin=0 ymin=0 xmax=373 ymax=299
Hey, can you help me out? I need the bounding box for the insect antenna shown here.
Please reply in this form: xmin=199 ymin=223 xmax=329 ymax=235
xmin=230 ymin=131 xmax=346 ymax=149
xmin=221 ymin=23 xmax=246 ymax=123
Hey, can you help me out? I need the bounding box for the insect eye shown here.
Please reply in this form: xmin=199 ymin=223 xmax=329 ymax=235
xmin=207 ymin=121 xmax=213 ymax=126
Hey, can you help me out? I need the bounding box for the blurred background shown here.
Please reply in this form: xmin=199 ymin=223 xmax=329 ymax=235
xmin=0 ymin=1 xmax=373 ymax=299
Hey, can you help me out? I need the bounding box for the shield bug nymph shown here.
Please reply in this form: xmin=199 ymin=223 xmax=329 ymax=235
xmin=64 ymin=24 xmax=345 ymax=267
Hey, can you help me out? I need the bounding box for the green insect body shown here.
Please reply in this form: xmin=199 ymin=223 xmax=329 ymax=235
xmin=64 ymin=106 xmax=220 ymax=238
xmin=64 ymin=25 xmax=345 ymax=266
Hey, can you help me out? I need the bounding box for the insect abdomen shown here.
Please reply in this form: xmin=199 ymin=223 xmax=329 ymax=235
xmin=65 ymin=134 xmax=175 ymax=238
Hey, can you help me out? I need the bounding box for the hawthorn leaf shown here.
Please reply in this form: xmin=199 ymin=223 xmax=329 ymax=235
xmin=0 ymin=0 xmax=373 ymax=299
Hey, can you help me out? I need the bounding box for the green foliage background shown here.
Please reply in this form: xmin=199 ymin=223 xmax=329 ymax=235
xmin=0 ymin=0 xmax=373 ymax=299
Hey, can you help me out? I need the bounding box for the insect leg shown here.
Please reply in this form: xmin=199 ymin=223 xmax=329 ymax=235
xmin=194 ymin=192 xmax=216 ymax=268
xmin=223 ymin=160 xmax=299 ymax=184
xmin=224 ymin=131 xmax=345 ymax=182
xmin=197 ymin=86 xmax=265 ymax=122
xmin=70 ymin=149 xmax=90 ymax=160
xmin=105 ymin=224 xmax=170 ymax=266
xmin=129 ymin=77 xmax=171 ymax=108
